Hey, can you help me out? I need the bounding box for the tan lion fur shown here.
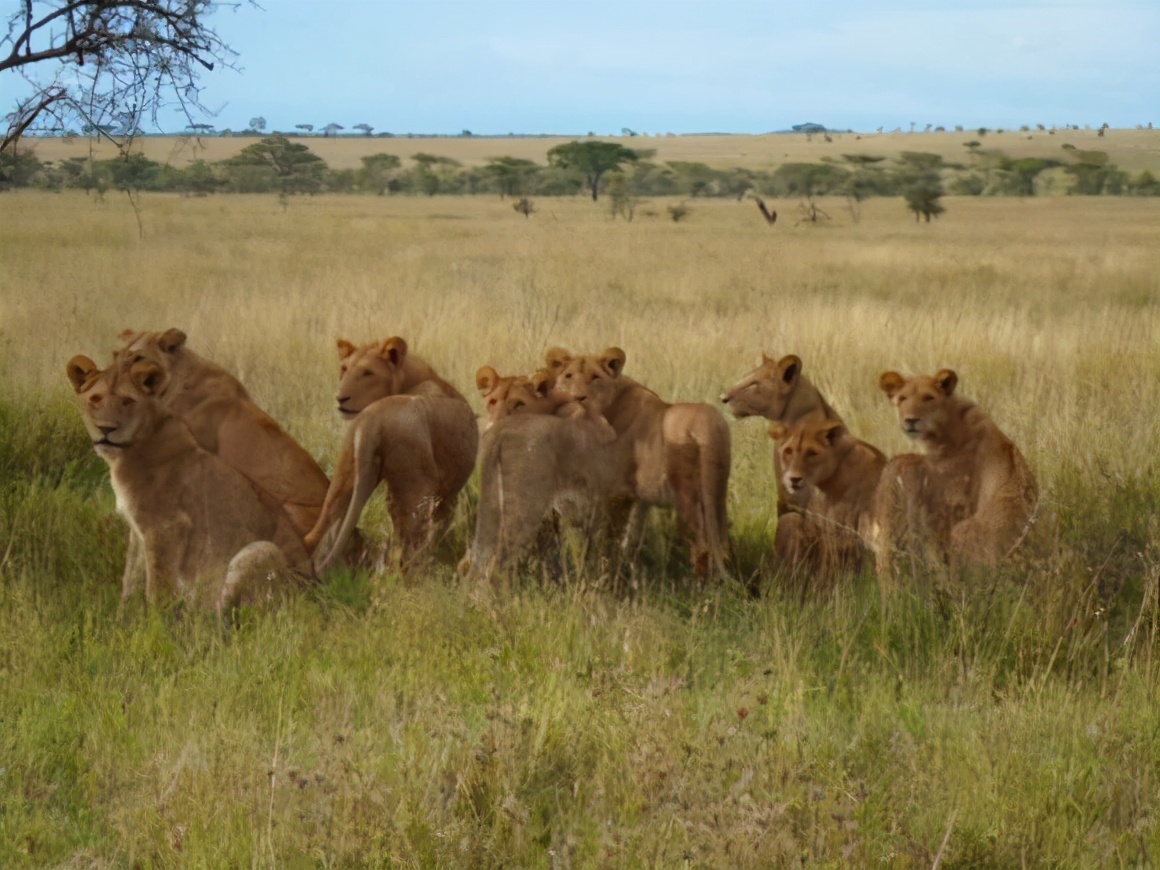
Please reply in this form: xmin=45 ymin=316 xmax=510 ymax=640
xmin=463 ymin=366 xmax=620 ymax=580
xmin=767 ymin=415 xmax=886 ymax=583
xmin=721 ymin=353 xmax=843 ymax=514
xmin=870 ymin=369 xmax=1039 ymax=581
xmin=308 ymin=337 xmax=478 ymax=571
xmin=550 ymin=346 xmax=731 ymax=579
xmin=116 ymin=328 xmax=330 ymax=538
xmin=66 ymin=355 xmax=309 ymax=613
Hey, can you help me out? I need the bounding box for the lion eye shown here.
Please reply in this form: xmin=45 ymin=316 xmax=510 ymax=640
xmin=360 ymin=370 xmax=372 ymax=378
xmin=806 ymin=450 xmax=818 ymax=458
xmin=512 ymin=400 xmax=525 ymax=410
xmin=340 ymin=366 xmax=348 ymax=375
xmin=922 ymin=395 xmax=933 ymax=402
xmin=121 ymin=397 xmax=135 ymax=406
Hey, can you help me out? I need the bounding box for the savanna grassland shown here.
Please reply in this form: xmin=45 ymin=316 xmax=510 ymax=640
xmin=2 ymin=189 xmax=1160 ymax=868
xmin=24 ymin=126 xmax=1160 ymax=173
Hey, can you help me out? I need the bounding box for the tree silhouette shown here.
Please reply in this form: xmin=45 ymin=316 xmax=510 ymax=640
xmin=323 ymin=123 xmax=343 ymax=137
xmin=353 ymin=123 xmax=373 ymax=137
xmin=249 ymin=116 xmax=266 ymax=133
xmin=295 ymin=123 xmax=314 ymax=135
xmin=1 ymin=1 xmax=250 ymax=154
xmin=547 ymin=140 xmax=639 ymax=201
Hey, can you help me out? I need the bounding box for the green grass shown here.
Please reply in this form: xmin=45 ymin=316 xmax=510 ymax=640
xmin=2 ymin=390 xmax=1159 ymax=867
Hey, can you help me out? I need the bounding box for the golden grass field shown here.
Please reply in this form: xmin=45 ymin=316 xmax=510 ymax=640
xmin=21 ymin=126 xmax=1160 ymax=172
xmin=2 ymin=188 xmax=1160 ymax=866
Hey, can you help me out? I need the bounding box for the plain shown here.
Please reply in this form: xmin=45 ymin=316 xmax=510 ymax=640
xmin=1 ymin=189 xmax=1159 ymax=867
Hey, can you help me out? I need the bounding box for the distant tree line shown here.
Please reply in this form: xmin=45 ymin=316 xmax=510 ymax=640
xmin=2 ymin=136 xmax=1157 ymax=199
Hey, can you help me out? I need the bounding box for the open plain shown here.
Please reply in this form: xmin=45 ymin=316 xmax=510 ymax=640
xmin=2 ymin=189 xmax=1159 ymax=866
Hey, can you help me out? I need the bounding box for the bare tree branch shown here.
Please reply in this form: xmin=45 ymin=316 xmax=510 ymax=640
xmin=1 ymin=1 xmax=250 ymax=154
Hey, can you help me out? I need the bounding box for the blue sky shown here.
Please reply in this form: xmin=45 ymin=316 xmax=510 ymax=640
xmin=4 ymin=0 xmax=1159 ymax=135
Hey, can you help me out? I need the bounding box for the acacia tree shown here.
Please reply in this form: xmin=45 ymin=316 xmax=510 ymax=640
xmin=1 ymin=0 xmax=250 ymax=153
xmin=227 ymin=134 xmax=324 ymax=205
xmin=547 ymin=140 xmax=639 ymax=201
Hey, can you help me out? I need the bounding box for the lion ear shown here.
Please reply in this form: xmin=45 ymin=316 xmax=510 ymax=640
xmin=777 ymin=354 xmax=802 ymax=385
xmin=879 ymin=371 xmax=906 ymax=398
xmin=476 ymin=365 xmax=499 ymax=394
xmin=599 ymin=347 xmax=627 ymax=377
xmin=66 ymin=355 xmax=98 ymax=392
xmin=767 ymin=421 xmax=789 ymax=442
xmin=531 ymin=369 xmax=554 ymax=396
xmin=158 ymin=329 xmax=187 ymax=353
xmin=760 ymin=351 xmax=774 ymax=366
xmin=545 ymin=347 xmax=572 ymax=373
xmin=382 ymin=336 xmax=408 ymax=367
xmin=336 ymin=339 xmax=356 ymax=360
xmin=821 ymin=420 xmax=845 ymax=444
xmin=934 ymin=369 xmax=958 ymax=396
xmin=129 ymin=361 xmax=164 ymax=395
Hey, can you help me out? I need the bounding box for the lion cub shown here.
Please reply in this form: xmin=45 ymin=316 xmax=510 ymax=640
xmin=549 ymin=346 xmax=732 ymax=579
xmin=307 ymin=337 xmax=478 ymax=572
xmin=463 ymin=367 xmax=624 ymax=582
xmin=767 ymin=415 xmax=886 ymax=582
xmin=721 ymin=353 xmax=843 ymax=515
xmin=66 ymin=356 xmax=310 ymax=613
xmin=871 ymin=369 xmax=1038 ymax=579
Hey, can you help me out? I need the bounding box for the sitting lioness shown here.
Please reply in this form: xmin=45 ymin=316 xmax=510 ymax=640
xmin=767 ymin=415 xmax=886 ymax=583
xmin=307 ymin=337 xmax=478 ymax=571
xmin=871 ymin=369 xmax=1038 ymax=580
xmin=549 ymin=347 xmax=731 ymax=579
xmin=720 ymin=353 xmax=843 ymax=514
xmin=66 ymin=356 xmax=310 ymax=613
xmin=463 ymin=369 xmax=625 ymax=582
xmin=115 ymin=328 xmax=330 ymax=539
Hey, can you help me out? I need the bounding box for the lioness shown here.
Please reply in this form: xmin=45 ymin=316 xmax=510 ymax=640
xmin=115 ymin=328 xmax=330 ymax=538
xmin=720 ymin=353 xmax=842 ymax=514
xmin=66 ymin=356 xmax=310 ymax=613
xmin=307 ymin=337 xmax=478 ymax=571
xmin=550 ymin=347 xmax=731 ymax=579
xmin=767 ymin=415 xmax=886 ymax=582
xmin=871 ymin=369 xmax=1038 ymax=579
xmin=463 ymin=378 xmax=626 ymax=582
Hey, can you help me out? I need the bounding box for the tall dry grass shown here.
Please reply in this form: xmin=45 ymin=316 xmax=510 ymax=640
xmin=2 ymin=189 xmax=1159 ymax=866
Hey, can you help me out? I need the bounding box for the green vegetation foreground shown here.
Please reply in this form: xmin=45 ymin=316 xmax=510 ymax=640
xmin=2 ymin=192 xmax=1159 ymax=866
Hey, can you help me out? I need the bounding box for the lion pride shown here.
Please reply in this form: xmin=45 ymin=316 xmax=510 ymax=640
xmin=549 ymin=347 xmax=731 ymax=579
xmin=66 ymin=356 xmax=310 ymax=612
xmin=871 ymin=369 xmax=1038 ymax=578
xmin=307 ymin=337 xmax=478 ymax=571
xmin=720 ymin=353 xmax=842 ymax=514
xmin=767 ymin=415 xmax=886 ymax=581
xmin=115 ymin=328 xmax=330 ymax=538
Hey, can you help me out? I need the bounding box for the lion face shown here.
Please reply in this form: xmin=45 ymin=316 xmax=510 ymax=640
xmin=720 ymin=354 xmax=802 ymax=419
xmin=553 ymin=347 xmax=627 ymax=409
xmin=335 ymin=337 xmax=409 ymax=417
xmin=878 ymin=369 xmax=958 ymax=442
xmin=769 ymin=417 xmax=845 ymax=496
xmin=111 ymin=328 xmax=187 ymax=396
xmin=67 ymin=356 xmax=165 ymax=458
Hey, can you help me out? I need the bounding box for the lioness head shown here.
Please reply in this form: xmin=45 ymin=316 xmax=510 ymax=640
xmin=553 ymin=347 xmax=627 ymax=408
xmin=67 ymin=355 xmax=166 ymax=458
xmin=768 ymin=416 xmax=846 ymax=496
xmin=334 ymin=337 xmax=409 ymax=417
xmin=112 ymin=328 xmax=188 ymax=396
xmin=879 ymin=369 xmax=959 ymax=442
xmin=721 ymin=353 xmax=803 ymax=419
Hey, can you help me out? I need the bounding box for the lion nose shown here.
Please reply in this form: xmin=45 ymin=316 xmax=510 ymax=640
xmin=336 ymin=395 xmax=350 ymax=406
xmin=719 ymin=393 xmax=730 ymax=404
xmin=787 ymin=475 xmax=804 ymax=490
xmin=98 ymin=425 xmax=116 ymax=436
xmin=904 ymin=417 xmax=919 ymax=429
